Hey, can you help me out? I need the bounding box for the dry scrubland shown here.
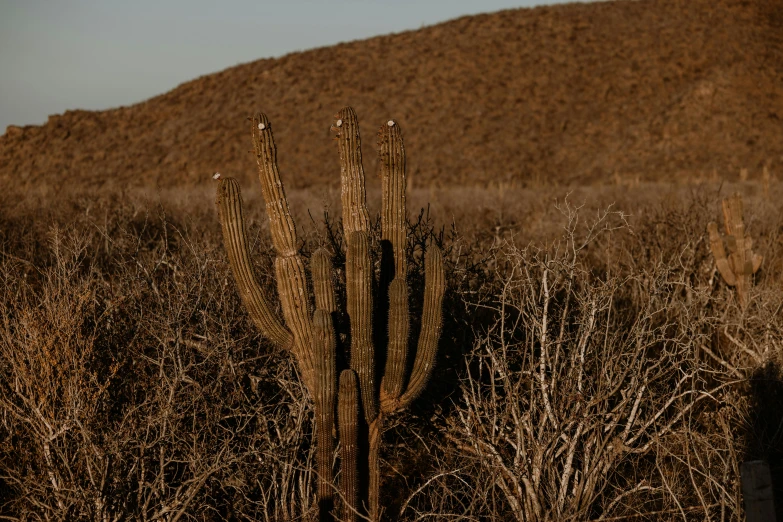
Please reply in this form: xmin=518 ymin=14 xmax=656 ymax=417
xmin=1 ymin=180 xmax=782 ymax=520
xmin=1 ymin=0 xmax=780 ymax=518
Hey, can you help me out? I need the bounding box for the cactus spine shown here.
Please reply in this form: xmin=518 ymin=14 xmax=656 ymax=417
xmin=216 ymin=107 xmax=445 ymax=521
xmin=707 ymin=193 xmax=763 ymax=307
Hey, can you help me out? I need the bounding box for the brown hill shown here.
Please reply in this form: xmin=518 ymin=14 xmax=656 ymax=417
xmin=1 ymin=0 xmax=782 ymax=191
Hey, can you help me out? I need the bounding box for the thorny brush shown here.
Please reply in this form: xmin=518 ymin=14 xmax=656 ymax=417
xmin=0 ymin=183 xmax=781 ymax=521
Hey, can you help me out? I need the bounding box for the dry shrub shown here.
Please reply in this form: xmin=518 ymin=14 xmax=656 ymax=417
xmin=402 ymin=197 xmax=783 ymax=521
xmin=0 ymin=201 xmax=315 ymax=520
xmin=0 ymin=183 xmax=781 ymax=520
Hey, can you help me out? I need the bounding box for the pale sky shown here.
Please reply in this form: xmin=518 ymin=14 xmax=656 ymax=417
xmin=0 ymin=0 xmax=585 ymax=132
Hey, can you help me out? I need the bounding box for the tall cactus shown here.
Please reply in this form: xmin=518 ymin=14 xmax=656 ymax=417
xmin=215 ymin=107 xmax=445 ymax=521
xmin=707 ymin=193 xmax=763 ymax=307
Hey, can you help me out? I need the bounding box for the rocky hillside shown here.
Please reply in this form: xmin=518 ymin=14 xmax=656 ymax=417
xmin=1 ymin=0 xmax=781 ymax=190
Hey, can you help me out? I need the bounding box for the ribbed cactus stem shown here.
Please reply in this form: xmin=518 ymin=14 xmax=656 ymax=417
xmin=274 ymin=256 xmax=315 ymax=388
xmin=312 ymin=248 xmax=337 ymax=313
xmin=380 ymin=279 xmax=409 ymax=412
xmin=750 ymin=242 xmax=762 ymax=273
xmin=346 ymin=231 xmax=377 ymax=422
xmin=722 ymin=195 xmax=762 ymax=273
xmin=313 ymin=310 xmax=336 ymax=513
xmin=399 ymin=245 xmax=445 ymax=409
xmin=378 ymin=120 xmax=407 ymax=280
xmin=215 ymin=177 xmax=293 ymax=350
xmin=251 ymin=113 xmax=298 ymax=257
xmin=332 ymin=107 xmax=370 ymax=240
xmin=707 ymin=222 xmax=736 ymax=286
xmin=338 ymin=370 xmax=359 ymax=522
xmin=722 ymin=195 xmax=745 ymax=242
xmin=251 ymin=113 xmax=317 ymax=389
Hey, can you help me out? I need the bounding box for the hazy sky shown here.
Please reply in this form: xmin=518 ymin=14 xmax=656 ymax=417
xmin=0 ymin=0 xmax=583 ymax=132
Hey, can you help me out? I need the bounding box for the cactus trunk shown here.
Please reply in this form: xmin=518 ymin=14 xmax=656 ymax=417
xmin=347 ymin=231 xmax=377 ymax=423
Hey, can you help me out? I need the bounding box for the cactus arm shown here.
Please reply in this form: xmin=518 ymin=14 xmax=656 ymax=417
xmin=739 ymin=236 xmax=763 ymax=275
xmin=312 ymin=248 xmax=337 ymax=313
xmin=707 ymin=221 xmax=737 ymax=286
xmin=215 ymin=177 xmax=293 ymax=350
xmin=251 ymin=113 xmax=298 ymax=257
xmin=736 ymin=236 xmax=752 ymax=276
xmin=313 ymin=309 xmax=337 ymax=514
xmin=380 ymin=279 xmax=410 ymax=413
xmin=346 ymin=231 xmax=377 ymax=423
xmin=378 ymin=119 xmax=408 ymax=280
xmin=376 ymin=120 xmax=406 ymax=365
xmin=752 ymin=252 xmax=763 ymax=273
xmin=332 ymin=107 xmax=370 ymax=239
xmin=338 ymin=370 xmax=359 ymax=522
xmin=275 ymin=257 xmax=316 ymax=388
xmin=398 ymin=245 xmax=446 ymax=410
xmin=250 ymin=113 xmax=315 ymax=386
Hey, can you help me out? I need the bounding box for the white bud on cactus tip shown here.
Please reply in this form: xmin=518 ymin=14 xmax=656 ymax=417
xmin=213 ymin=172 xmax=221 ymax=180
xmin=258 ymin=123 xmax=266 ymax=130
xmin=387 ymin=120 xmax=395 ymax=127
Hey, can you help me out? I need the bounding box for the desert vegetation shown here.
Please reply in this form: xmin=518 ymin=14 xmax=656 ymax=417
xmin=1 ymin=109 xmax=782 ymax=521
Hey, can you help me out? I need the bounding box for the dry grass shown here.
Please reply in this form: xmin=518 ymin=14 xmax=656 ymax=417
xmin=1 ymin=180 xmax=781 ymax=520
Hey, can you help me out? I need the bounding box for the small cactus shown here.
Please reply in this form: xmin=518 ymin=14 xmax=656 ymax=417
xmin=215 ymin=107 xmax=445 ymax=521
xmin=707 ymin=193 xmax=763 ymax=307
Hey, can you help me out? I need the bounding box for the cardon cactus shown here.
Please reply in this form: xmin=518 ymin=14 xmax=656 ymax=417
xmin=707 ymin=193 xmax=763 ymax=307
xmin=215 ymin=107 xmax=445 ymax=522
